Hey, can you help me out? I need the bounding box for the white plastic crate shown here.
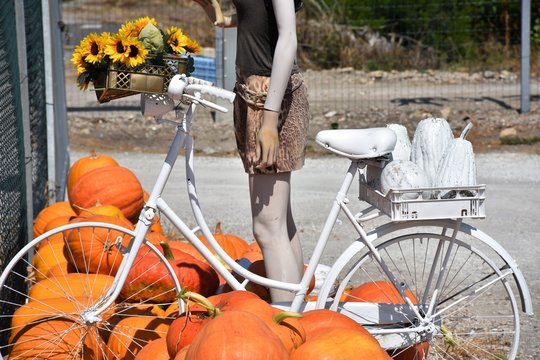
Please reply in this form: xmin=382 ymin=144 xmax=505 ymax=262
xmin=359 ymin=181 xmax=486 ymax=221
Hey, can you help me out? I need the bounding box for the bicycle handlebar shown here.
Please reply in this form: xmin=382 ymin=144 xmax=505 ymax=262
xmin=168 ymin=74 xmax=236 ymax=106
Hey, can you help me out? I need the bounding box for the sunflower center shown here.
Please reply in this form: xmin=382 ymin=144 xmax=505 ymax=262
xmin=90 ymin=42 xmax=99 ymax=56
xmin=116 ymin=41 xmax=125 ymax=54
xmin=128 ymin=45 xmax=139 ymax=57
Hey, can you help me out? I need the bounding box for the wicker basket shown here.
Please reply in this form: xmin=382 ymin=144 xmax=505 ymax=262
xmin=93 ymin=55 xmax=189 ymax=103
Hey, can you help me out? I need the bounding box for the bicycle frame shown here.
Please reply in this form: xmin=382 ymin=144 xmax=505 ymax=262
xmin=119 ymin=99 xmax=427 ymax=317
xmin=87 ymin=93 xmax=532 ymax=347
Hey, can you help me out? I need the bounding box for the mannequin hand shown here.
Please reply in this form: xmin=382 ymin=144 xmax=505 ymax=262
xmin=255 ymin=124 xmax=279 ymax=170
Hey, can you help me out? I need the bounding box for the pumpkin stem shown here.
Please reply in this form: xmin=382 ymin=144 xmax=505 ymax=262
xmin=181 ymin=291 xmax=222 ymax=317
xmin=159 ymin=241 xmax=175 ymax=261
xmin=460 ymin=122 xmax=473 ymax=140
xmin=272 ymin=311 xmax=303 ymax=325
xmin=90 ymin=149 xmax=97 ymax=158
xmin=214 ymin=222 xmax=222 ymax=235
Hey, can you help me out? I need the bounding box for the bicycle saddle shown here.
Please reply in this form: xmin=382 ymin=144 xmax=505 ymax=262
xmin=315 ymin=128 xmax=397 ymax=159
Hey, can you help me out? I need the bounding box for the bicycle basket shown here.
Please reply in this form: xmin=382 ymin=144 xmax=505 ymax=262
xmin=359 ymin=174 xmax=486 ymax=221
xmin=94 ymin=54 xmax=192 ymax=103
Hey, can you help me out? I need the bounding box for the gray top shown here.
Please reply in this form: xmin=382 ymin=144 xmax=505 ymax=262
xmin=232 ymin=0 xmax=299 ymax=77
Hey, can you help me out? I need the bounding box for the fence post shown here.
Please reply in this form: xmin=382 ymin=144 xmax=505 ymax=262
xmin=521 ymin=0 xmax=531 ymax=114
xmin=215 ymin=27 xmax=237 ymax=122
xmin=42 ymin=0 xmax=70 ymax=201
xmin=15 ymin=0 xmax=34 ymax=245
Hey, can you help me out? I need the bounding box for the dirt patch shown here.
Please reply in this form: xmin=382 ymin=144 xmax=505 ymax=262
xmin=69 ymin=97 xmax=540 ymax=156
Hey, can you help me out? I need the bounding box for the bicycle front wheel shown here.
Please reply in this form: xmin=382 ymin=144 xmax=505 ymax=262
xmin=322 ymin=226 xmax=520 ymax=359
xmin=0 ymin=222 xmax=180 ymax=360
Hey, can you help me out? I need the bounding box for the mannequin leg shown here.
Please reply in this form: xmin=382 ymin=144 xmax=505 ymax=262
xmin=249 ymin=172 xmax=303 ymax=302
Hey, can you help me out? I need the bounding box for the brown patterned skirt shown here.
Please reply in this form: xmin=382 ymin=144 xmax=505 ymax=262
xmin=233 ymin=69 xmax=309 ymax=174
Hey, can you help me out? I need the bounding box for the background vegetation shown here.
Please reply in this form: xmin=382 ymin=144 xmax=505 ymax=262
xmin=292 ymin=0 xmax=540 ymax=72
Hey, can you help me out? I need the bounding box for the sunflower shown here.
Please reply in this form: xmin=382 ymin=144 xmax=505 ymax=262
xmin=78 ymin=32 xmax=106 ymax=64
xmin=105 ymin=34 xmax=148 ymax=67
xmin=166 ymin=26 xmax=189 ymax=54
xmin=104 ymin=34 xmax=129 ymax=63
xmin=119 ymin=21 xmax=138 ymax=37
xmin=122 ymin=36 xmax=149 ymax=67
xmin=133 ymin=17 xmax=157 ymax=34
xmin=71 ymin=47 xmax=88 ymax=75
xmin=183 ymin=37 xmax=202 ymax=54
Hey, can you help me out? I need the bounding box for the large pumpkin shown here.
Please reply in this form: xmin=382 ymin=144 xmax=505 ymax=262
xmin=290 ymin=328 xmax=389 ymax=360
xmin=69 ymin=165 xmax=144 ymax=222
xmin=32 ymin=241 xmax=70 ymax=281
xmin=119 ymin=242 xmax=219 ymax=303
xmin=166 ymin=290 xmax=261 ymax=357
xmin=64 ymin=215 xmax=134 ymax=276
xmin=33 ymin=201 xmax=77 ymax=238
xmin=345 ymin=280 xmax=417 ymax=304
xmin=106 ymin=315 xmax=171 ymax=360
xmin=299 ymin=309 xmax=370 ymax=341
xmin=134 ymin=338 xmax=170 ymax=360
xmin=9 ymin=318 xmax=105 ymax=360
xmin=28 ymin=273 xmax=115 ymax=300
xmin=166 ymin=309 xmax=213 ymax=358
xmin=197 ymin=222 xmax=250 ymax=261
xmin=9 ymin=296 xmax=113 ymax=344
xmin=67 ymin=151 xmax=119 ymax=200
xmin=185 ymin=310 xmax=289 ymax=360
xmin=345 ymin=281 xmax=429 ymax=359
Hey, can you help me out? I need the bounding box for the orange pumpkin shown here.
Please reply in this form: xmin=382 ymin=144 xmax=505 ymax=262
xmin=346 ymin=281 xmax=429 ymax=359
xmin=35 ymin=215 xmax=78 ymax=251
xmin=103 ymin=303 xmax=165 ymax=344
xmin=185 ymin=310 xmax=289 ymax=360
xmin=290 ymin=327 xmax=389 ymax=360
xmin=166 ymin=309 xmax=213 ymax=357
xmin=106 ymin=315 xmax=171 ymax=360
xmin=134 ymin=338 xmax=170 ymax=360
xmin=32 ymin=241 xmax=70 ymax=281
xmin=166 ymin=290 xmax=260 ymax=357
xmin=237 ymin=242 xmax=264 ymax=262
xmin=119 ymin=242 xmax=219 ymax=303
xmin=28 ymin=273 xmax=115 ymax=300
xmin=9 ymin=296 xmax=113 ymax=344
xmin=197 ymin=222 xmax=250 ymax=261
xmin=167 ymin=240 xmax=208 ymax=263
xmin=345 ymin=280 xmax=418 ymax=304
xmin=69 ymin=165 xmax=144 ymax=222
xmin=64 ymin=215 xmax=134 ymax=276
xmin=174 ymin=346 xmax=189 ymax=360
xmin=9 ymin=318 xmax=105 ymax=360
xmin=77 ymin=204 xmax=127 ymax=220
xmin=299 ymin=309 xmax=370 ymax=341
xmin=67 ymin=150 xmax=119 ymax=200
xmin=33 ymin=201 xmax=77 ymax=238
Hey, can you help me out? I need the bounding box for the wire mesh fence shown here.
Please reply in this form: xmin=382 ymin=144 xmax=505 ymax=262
xmin=0 ymin=0 xmax=29 ymax=347
xmin=61 ymin=0 xmax=539 ymax=115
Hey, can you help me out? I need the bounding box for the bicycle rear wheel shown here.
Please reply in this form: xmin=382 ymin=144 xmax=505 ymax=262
xmin=321 ymin=227 xmax=520 ymax=359
xmin=0 ymin=222 xmax=181 ymax=359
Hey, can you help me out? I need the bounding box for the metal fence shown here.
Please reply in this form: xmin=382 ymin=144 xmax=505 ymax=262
xmin=61 ymin=0 xmax=539 ymax=115
xmin=0 ymin=0 xmax=68 ymax=343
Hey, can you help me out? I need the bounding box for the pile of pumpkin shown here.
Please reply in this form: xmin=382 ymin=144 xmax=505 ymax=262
xmin=380 ymin=118 xmax=477 ymax=198
xmin=18 ymin=151 xmax=427 ymax=359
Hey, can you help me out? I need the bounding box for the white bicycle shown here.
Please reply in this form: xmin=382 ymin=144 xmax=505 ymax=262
xmin=0 ymin=74 xmax=533 ymax=359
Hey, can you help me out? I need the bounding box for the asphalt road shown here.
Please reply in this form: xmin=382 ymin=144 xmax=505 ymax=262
xmin=72 ymin=150 xmax=540 ymax=358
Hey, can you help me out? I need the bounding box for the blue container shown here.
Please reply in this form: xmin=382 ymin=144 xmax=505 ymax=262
xmin=191 ymin=56 xmax=216 ymax=84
